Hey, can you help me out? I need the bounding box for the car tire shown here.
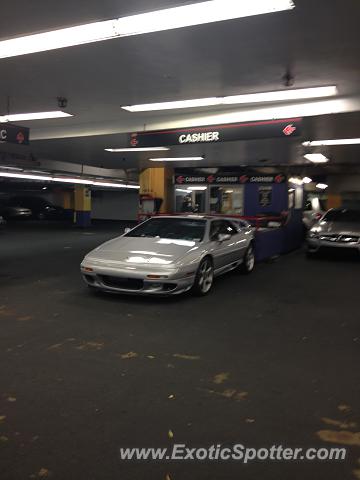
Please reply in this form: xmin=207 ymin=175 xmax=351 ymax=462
xmin=192 ymin=257 xmax=214 ymax=296
xmin=240 ymin=244 xmax=255 ymax=274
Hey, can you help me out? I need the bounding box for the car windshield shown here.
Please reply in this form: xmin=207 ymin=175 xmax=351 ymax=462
xmin=125 ymin=218 xmax=206 ymax=242
xmin=323 ymin=209 xmax=360 ymax=223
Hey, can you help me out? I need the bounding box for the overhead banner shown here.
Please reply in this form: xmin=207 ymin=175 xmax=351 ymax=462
xmin=0 ymin=123 xmax=30 ymax=146
xmin=129 ymin=118 xmax=302 ymax=147
xmin=175 ymin=173 xmax=287 ymax=185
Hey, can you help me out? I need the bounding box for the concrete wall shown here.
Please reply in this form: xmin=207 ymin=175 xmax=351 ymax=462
xmin=91 ymin=190 xmax=138 ymax=221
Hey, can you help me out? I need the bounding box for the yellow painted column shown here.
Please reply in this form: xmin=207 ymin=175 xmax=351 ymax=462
xmin=327 ymin=194 xmax=342 ymax=209
xmin=62 ymin=190 xmax=74 ymax=221
xmin=74 ymin=186 xmax=91 ymax=227
xmin=139 ymin=167 xmax=173 ymax=214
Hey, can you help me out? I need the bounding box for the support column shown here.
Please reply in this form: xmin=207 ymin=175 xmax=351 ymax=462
xmin=139 ymin=167 xmax=173 ymax=214
xmin=327 ymin=194 xmax=342 ymax=209
xmin=74 ymin=186 xmax=91 ymax=227
xmin=62 ymin=190 xmax=74 ymax=221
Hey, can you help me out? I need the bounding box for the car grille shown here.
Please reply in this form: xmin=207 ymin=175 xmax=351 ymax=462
xmin=100 ymin=276 xmax=144 ymax=290
xmin=320 ymin=234 xmax=359 ymax=244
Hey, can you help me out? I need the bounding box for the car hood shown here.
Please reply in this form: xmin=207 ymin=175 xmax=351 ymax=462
xmin=316 ymin=221 xmax=360 ymax=236
xmin=85 ymin=236 xmax=200 ymax=266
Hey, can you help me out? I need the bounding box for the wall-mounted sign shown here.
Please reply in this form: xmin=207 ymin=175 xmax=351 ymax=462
xmin=258 ymin=186 xmax=273 ymax=207
xmin=0 ymin=123 xmax=30 ymax=146
xmin=130 ymin=118 xmax=302 ymax=148
xmin=175 ymin=173 xmax=287 ymax=185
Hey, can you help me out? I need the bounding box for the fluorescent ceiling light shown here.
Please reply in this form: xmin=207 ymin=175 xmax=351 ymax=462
xmin=123 ymin=86 xmax=337 ymax=112
xmin=149 ymin=157 xmax=204 ymax=162
xmin=53 ymin=177 xmax=140 ymax=188
xmin=302 ymin=177 xmax=313 ymax=184
xmin=124 ymin=97 xmax=223 ymax=112
xmin=316 ymin=183 xmax=328 ymax=190
xmin=93 ymin=181 xmax=140 ymax=189
xmin=52 ymin=177 xmax=92 ymax=185
xmin=0 ymin=172 xmax=52 ymax=181
xmin=0 ymin=171 xmax=139 ymax=189
xmin=304 ymin=153 xmax=329 ymax=164
xmin=0 ymin=0 xmax=295 ymax=59
xmin=289 ymin=177 xmax=304 ymax=186
xmin=0 ymin=165 xmax=23 ymax=171
xmin=187 ymin=186 xmax=208 ymax=191
xmin=303 ymin=138 xmax=360 ymax=147
xmin=105 ymin=147 xmax=170 ymax=152
xmin=0 ymin=111 xmax=72 ymax=122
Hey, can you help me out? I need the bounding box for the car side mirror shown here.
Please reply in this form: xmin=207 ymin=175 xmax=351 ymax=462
xmin=124 ymin=227 xmax=131 ymax=234
xmin=217 ymin=233 xmax=231 ymax=242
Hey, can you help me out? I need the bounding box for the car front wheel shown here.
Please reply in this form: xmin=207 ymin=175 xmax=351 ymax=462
xmin=192 ymin=257 xmax=214 ymax=296
xmin=240 ymin=245 xmax=255 ymax=274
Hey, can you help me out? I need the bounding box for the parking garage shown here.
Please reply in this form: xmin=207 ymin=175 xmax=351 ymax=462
xmin=1 ymin=1 xmax=360 ymax=479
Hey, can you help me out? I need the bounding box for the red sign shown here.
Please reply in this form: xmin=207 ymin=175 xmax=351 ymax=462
xmin=283 ymin=124 xmax=297 ymax=136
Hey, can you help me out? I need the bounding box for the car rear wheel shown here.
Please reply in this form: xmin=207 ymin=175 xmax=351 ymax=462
xmin=240 ymin=245 xmax=255 ymax=274
xmin=192 ymin=257 xmax=214 ymax=296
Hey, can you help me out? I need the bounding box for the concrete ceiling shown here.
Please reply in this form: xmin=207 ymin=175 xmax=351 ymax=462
xmin=0 ymin=0 xmax=359 ymax=172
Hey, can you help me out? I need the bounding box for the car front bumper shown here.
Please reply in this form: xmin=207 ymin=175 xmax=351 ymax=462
xmin=80 ymin=264 xmax=196 ymax=296
xmin=307 ymin=237 xmax=360 ymax=253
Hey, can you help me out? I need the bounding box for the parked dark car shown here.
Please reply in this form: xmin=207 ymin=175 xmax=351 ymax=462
xmin=0 ymin=200 xmax=32 ymax=220
xmin=6 ymin=196 xmax=65 ymax=220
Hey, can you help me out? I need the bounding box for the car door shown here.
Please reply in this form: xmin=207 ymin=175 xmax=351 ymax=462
xmin=209 ymin=220 xmax=244 ymax=270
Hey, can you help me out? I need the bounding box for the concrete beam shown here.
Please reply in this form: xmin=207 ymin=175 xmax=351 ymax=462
xmin=30 ymin=95 xmax=360 ymax=141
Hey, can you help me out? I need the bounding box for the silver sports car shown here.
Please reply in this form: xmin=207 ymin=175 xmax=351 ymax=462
xmin=81 ymin=215 xmax=255 ymax=296
xmin=307 ymin=208 xmax=360 ymax=256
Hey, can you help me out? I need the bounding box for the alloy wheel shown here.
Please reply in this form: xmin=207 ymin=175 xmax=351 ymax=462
xmin=197 ymin=259 xmax=214 ymax=294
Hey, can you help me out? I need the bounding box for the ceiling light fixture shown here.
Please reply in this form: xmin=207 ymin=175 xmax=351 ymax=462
xmin=0 ymin=172 xmax=52 ymax=181
xmin=0 ymin=171 xmax=139 ymax=189
xmin=105 ymin=147 xmax=170 ymax=152
xmin=302 ymin=177 xmax=313 ymax=184
xmin=123 ymin=86 xmax=337 ymax=112
xmin=304 ymin=153 xmax=329 ymax=164
xmin=52 ymin=177 xmax=92 ymax=185
xmin=0 ymin=0 xmax=295 ymax=59
xmin=289 ymin=177 xmax=304 ymax=186
xmin=149 ymin=157 xmax=204 ymax=162
xmin=0 ymin=111 xmax=72 ymax=122
xmin=187 ymin=186 xmax=208 ymax=191
xmin=316 ymin=183 xmax=328 ymax=190
xmin=303 ymin=138 xmax=360 ymax=147
xmin=176 ymin=188 xmax=191 ymax=193
xmin=93 ymin=181 xmax=140 ymax=189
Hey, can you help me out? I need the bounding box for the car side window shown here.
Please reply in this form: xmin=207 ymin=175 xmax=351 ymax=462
xmin=221 ymin=220 xmax=238 ymax=236
xmin=210 ymin=220 xmax=237 ymax=240
xmin=210 ymin=221 xmax=221 ymax=240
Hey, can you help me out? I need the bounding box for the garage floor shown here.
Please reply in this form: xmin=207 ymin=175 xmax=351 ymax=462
xmin=0 ymin=223 xmax=359 ymax=480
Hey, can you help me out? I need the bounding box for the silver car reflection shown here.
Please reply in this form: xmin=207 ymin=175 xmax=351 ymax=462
xmin=81 ymin=215 xmax=255 ymax=296
xmin=307 ymin=209 xmax=360 ymax=255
